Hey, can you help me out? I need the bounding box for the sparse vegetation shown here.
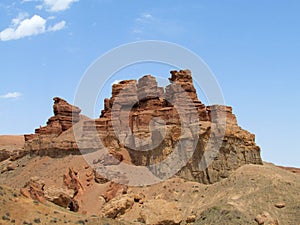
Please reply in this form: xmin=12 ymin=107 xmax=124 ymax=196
xmin=0 ymin=129 xmax=299 ymax=225
xmin=2 ymin=214 xmax=10 ymax=221
xmin=33 ymin=218 xmax=41 ymax=223
xmin=33 ymin=200 xmax=39 ymax=205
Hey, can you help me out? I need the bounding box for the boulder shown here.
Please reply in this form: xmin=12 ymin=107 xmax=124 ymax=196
xmin=138 ymin=199 xmax=183 ymax=225
xmin=255 ymin=211 xmax=279 ymax=225
xmin=101 ymin=182 xmax=128 ymax=202
xmin=101 ymin=195 xmax=134 ymax=219
xmin=20 ymin=176 xmax=46 ymax=203
xmin=20 ymin=176 xmax=80 ymax=212
xmin=44 ymin=186 xmax=79 ymax=212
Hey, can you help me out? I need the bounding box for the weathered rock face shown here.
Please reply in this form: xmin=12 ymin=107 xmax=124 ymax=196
xmin=44 ymin=186 xmax=76 ymax=211
xmin=82 ymin=69 xmax=262 ymax=184
xmin=20 ymin=174 xmax=80 ymax=212
xmin=101 ymin=182 xmax=128 ymax=203
xmin=62 ymin=168 xmax=83 ymax=212
xmin=26 ymin=97 xmax=81 ymax=139
xmin=101 ymin=195 xmax=134 ymax=219
xmin=20 ymin=176 xmax=46 ymax=203
xmin=177 ymin=105 xmax=262 ymax=184
xmin=24 ymin=70 xmax=262 ymax=184
xmin=24 ymin=97 xmax=82 ymax=153
xmin=0 ymin=149 xmax=29 ymax=163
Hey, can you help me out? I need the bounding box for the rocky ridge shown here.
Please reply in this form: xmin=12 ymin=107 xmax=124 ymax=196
xmin=24 ymin=70 xmax=262 ymax=184
xmin=25 ymin=97 xmax=81 ymax=139
xmin=82 ymin=69 xmax=263 ymax=184
xmin=24 ymin=97 xmax=87 ymax=156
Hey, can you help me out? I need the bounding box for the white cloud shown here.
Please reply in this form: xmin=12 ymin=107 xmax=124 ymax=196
xmin=132 ymin=12 xmax=184 ymax=39
xmin=0 ymin=15 xmax=46 ymax=41
xmin=43 ymin=0 xmax=78 ymax=12
xmin=12 ymin=12 xmax=29 ymax=26
xmin=48 ymin=20 xmax=66 ymax=31
xmin=132 ymin=29 xmax=142 ymax=34
xmin=36 ymin=4 xmax=43 ymax=10
xmin=0 ymin=92 xmax=22 ymax=99
xmin=48 ymin=16 xmax=56 ymax=20
xmin=0 ymin=14 xmax=66 ymax=41
xmin=142 ymin=13 xmax=153 ymax=19
xmin=132 ymin=13 xmax=155 ymax=38
xmin=22 ymin=0 xmax=78 ymax=11
xmin=135 ymin=13 xmax=154 ymax=23
xmin=22 ymin=0 xmax=39 ymax=2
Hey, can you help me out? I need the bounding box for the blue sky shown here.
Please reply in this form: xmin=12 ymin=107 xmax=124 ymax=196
xmin=0 ymin=0 xmax=299 ymax=167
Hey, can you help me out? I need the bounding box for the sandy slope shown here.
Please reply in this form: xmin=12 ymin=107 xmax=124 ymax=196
xmin=0 ymin=133 xmax=299 ymax=224
xmin=0 ymin=150 xmax=299 ymax=224
xmin=0 ymin=185 xmax=126 ymax=225
xmin=0 ymin=135 xmax=24 ymax=150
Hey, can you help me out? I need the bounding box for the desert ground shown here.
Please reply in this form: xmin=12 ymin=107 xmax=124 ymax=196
xmin=0 ymin=134 xmax=299 ymax=225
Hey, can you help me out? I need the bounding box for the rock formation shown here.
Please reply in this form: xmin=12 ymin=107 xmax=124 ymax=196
xmin=101 ymin=182 xmax=128 ymax=202
xmin=24 ymin=70 xmax=262 ymax=184
xmin=25 ymin=97 xmax=81 ymax=139
xmin=82 ymin=69 xmax=262 ymax=184
xmin=20 ymin=176 xmax=46 ymax=203
xmin=101 ymin=195 xmax=134 ymax=219
xmin=24 ymin=97 xmax=83 ymax=154
xmin=20 ymin=173 xmax=81 ymax=212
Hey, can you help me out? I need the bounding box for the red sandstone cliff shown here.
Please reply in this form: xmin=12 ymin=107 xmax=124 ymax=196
xmin=24 ymin=70 xmax=262 ymax=184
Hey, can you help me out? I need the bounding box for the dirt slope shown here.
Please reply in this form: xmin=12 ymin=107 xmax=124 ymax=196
xmin=0 ymin=135 xmax=24 ymax=151
xmin=0 ymin=185 xmax=126 ymax=225
xmin=0 ymin=151 xmax=299 ymax=224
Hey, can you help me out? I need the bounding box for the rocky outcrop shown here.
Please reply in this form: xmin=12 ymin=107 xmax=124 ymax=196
xmin=82 ymin=70 xmax=262 ymax=184
xmin=102 ymin=182 xmax=128 ymax=202
xmin=101 ymin=195 xmax=134 ymax=219
xmin=0 ymin=149 xmax=29 ymax=163
xmin=63 ymin=168 xmax=84 ymax=197
xmin=26 ymin=97 xmax=81 ymax=139
xmin=255 ymin=211 xmax=279 ymax=225
xmin=20 ymin=176 xmax=46 ymax=203
xmin=24 ymin=97 xmax=83 ymax=154
xmin=44 ymin=186 xmax=77 ymax=211
xmin=24 ymin=70 xmax=262 ymax=184
xmin=1 ymin=163 xmax=17 ymax=174
xmin=177 ymin=105 xmax=262 ymax=184
xmin=20 ymin=175 xmax=80 ymax=212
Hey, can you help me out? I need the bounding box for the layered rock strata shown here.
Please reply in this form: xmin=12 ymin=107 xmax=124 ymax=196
xmin=82 ymin=70 xmax=262 ymax=184
xmin=25 ymin=70 xmax=262 ymax=184
xmin=24 ymin=97 xmax=82 ymax=154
